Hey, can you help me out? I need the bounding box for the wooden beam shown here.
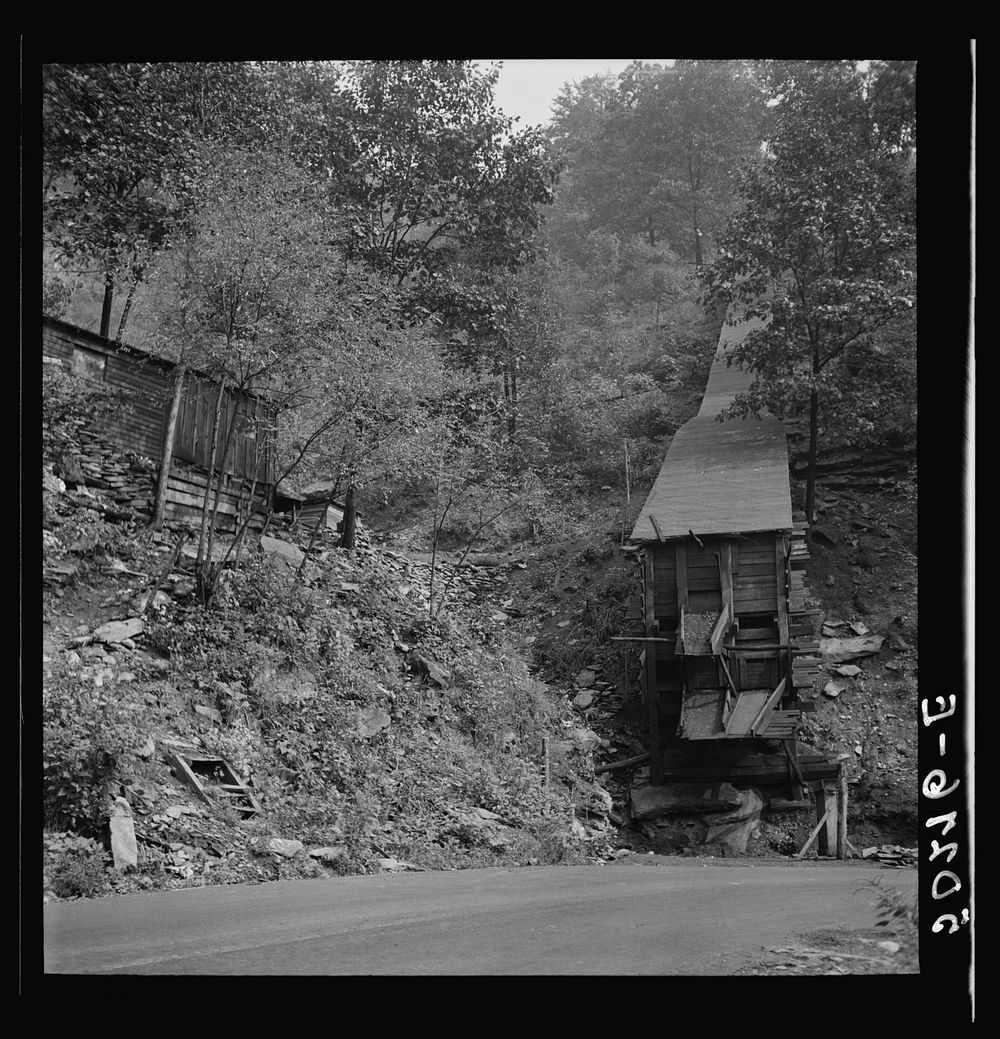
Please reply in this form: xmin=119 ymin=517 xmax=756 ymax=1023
xmin=644 ymin=552 xmax=663 ymax=785
xmin=719 ymin=654 xmax=739 ymax=700
xmin=610 ymin=636 xmax=677 ymax=643
xmin=675 ymin=541 xmax=688 ymax=612
xmin=594 ymin=752 xmax=652 ymax=776
xmin=710 ymin=601 xmax=732 ymax=655
xmin=750 ymin=678 xmax=787 ymax=736
xmin=775 ymin=534 xmax=791 ymax=678
xmin=796 ymin=807 xmax=833 ymax=858
xmin=719 ymin=540 xmax=734 ymax=615
xmin=650 ymin=515 xmax=665 ymax=541
xmin=837 ymin=765 xmax=849 ymax=861
xmin=814 ymin=780 xmax=838 ymax=856
xmin=783 ymin=739 xmax=806 ymax=802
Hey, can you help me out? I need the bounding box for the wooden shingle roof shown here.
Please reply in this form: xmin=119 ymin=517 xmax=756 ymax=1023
xmin=631 ymin=312 xmax=793 ymax=542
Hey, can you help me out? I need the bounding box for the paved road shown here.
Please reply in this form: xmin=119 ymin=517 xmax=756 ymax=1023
xmin=43 ymin=860 xmax=916 ymax=975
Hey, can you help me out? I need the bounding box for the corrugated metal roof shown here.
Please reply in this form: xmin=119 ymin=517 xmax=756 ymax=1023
xmin=631 ymin=312 xmax=792 ymax=542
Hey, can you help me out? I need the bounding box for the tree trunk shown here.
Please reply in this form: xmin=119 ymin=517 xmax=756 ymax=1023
xmin=340 ymin=482 xmax=357 ymax=549
xmin=508 ymin=365 xmax=518 ymax=440
xmin=805 ymin=385 xmax=819 ymax=533
xmin=646 ymin=217 xmax=656 ymax=248
xmin=196 ymin=376 xmax=227 ymax=573
xmin=99 ymin=275 xmax=114 ymax=339
xmin=692 ymin=200 xmax=703 ymax=266
xmin=151 ymin=364 xmax=185 ymax=530
xmin=204 ymin=394 xmax=243 ymax=587
xmin=115 ymin=270 xmax=143 ymax=344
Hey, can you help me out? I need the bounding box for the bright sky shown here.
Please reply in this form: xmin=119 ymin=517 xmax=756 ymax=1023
xmin=484 ymin=59 xmax=674 ymax=128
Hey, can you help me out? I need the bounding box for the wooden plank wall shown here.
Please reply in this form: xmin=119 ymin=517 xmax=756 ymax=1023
xmin=173 ymin=375 xmax=272 ymax=485
xmin=43 ymin=318 xmax=276 ymax=488
xmin=101 ymin=352 xmax=171 ymax=460
xmin=164 ymin=464 xmax=269 ymax=533
xmin=685 ymin=541 xmax=722 ymax=614
xmin=650 ymin=539 xmax=726 ymax=621
xmin=295 ymin=500 xmax=345 ymax=532
xmin=44 ymin=323 xmax=170 ymax=461
xmin=650 ymin=543 xmax=679 ymax=619
xmin=734 ymin=534 xmax=779 ymax=615
xmin=634 ymin=533 xmax=783 ymax=631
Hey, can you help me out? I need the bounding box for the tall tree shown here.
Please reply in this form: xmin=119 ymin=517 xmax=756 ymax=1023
xmin=698 ymin=59 xmax=916 ymax=526
xmin=550 ymin=61 xmax=766 ymax=262
xmin=323 ymin=61 xmax=562 ymax=317
xmin=144 ymin=147 xmax=348 ymax=580
xmin=42 ymin=62 xmax=274 ymax=339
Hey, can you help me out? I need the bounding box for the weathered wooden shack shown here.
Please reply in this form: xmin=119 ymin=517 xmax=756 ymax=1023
xmin=274 ymin=486 xmax=354 ymax=533
xmin=625 ymin=312 xmax=831 ymax=803
xmin=43 ymin=316 xmax=276 ymax=531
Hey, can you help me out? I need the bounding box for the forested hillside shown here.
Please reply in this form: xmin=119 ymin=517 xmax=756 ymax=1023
xmin=42 ymin=59 xmax=917 ymax=899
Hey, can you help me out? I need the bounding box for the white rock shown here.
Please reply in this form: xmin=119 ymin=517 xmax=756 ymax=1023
xmin=92 ymin=617 xmax=145 ymax=645
xmin=819 ymin=636 xmax=884 ymax=663
xmin=877 ymin=940 xmax=901 ymax=954
xmin=267 ymin=838 xmax=304 ymax=858
xmin=357 ymin=706 xmax=391 ymax=738
xmin=378 ymin=857 xmax=418 ymax=871
xmin=308 ymin=845 xmax=348 ymax=863
xmin=260 ymin=535 xmax=305 ymax=567
xmin=109 ymin=816 xmax=138 ymax=869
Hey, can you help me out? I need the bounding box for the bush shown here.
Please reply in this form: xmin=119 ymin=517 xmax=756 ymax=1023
xmin=44 ymin=832 xmax=110 ymax=899
xmin=43 ymin=676 xmax=147 ymax=831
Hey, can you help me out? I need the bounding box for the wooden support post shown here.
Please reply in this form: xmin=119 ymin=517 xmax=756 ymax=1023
xmin=775 ymin=535 xmax=790 ymax=682
xmin=152 ymin=364 xmax=186 ymax=530
xmin=836 ymin=764 xmax=848 ymax=860
xmin=814 ymin=780 xmax=838 ymax=856
xmin=675 ymin=541 xmax=689 ymax=612
xmin=719 ymin=541 xmax=734 ymax=615
xmin=750 ymin=678 xmax=786 ymax=736
xmin=644 ymin=551 xmax=663 ymax=785
xmin=796 ymin=807 xmax=833 ymax=859
xmin=783 ymin=739 xmax=806 ymax=800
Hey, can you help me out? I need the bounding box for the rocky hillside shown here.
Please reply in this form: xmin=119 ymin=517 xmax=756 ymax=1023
xmin=42 ymin=465 xmax=618 ymax=901
xmin=497 ymin=462 xmax=919 ymax=859
xmin=41 ymin=432 xmax=918 ymax=902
